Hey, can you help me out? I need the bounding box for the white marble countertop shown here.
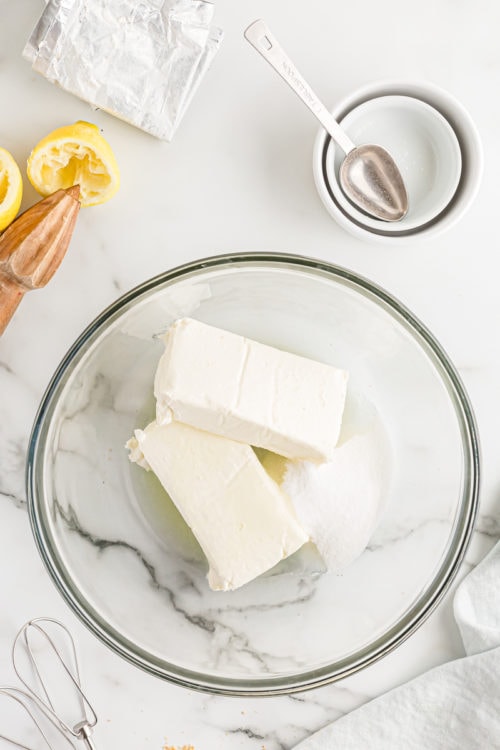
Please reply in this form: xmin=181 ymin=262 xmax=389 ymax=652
xmin=1 ymin=0 xmax=499 ymax=747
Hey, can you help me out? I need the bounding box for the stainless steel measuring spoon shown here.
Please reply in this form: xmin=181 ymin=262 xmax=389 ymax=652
xmin=245 ymin=19 xmax=409 ymax=222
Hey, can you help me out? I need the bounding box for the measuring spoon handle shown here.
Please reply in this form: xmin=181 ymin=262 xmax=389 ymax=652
xmin=244 ymin=19 xmax=355 ymax=155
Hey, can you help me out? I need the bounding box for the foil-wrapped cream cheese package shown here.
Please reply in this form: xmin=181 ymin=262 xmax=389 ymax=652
xmin=24 ymin=0 xmax=223 ymax=141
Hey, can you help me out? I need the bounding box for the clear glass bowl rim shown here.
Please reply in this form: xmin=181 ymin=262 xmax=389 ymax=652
xmin=26 ymin=252 xmax=480 ymax=696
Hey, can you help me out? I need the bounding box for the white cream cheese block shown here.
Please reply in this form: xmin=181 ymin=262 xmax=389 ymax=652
xmin=154 ymin=318 xmax=349 ymax=462
xmin=127 ymin=420 xmax=308 ymax=591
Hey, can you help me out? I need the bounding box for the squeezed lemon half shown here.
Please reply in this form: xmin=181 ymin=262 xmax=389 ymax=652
xmin=27 ymin=121 xmax=120 ymax=207
xmin=0 ymin=147 xmax=23 ymax=231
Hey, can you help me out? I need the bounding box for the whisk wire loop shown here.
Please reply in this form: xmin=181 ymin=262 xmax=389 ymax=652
xmin=10 ymin=618 xmax=97 ymax=748
xmin=0 ymin=686 xmax=64 ymax=750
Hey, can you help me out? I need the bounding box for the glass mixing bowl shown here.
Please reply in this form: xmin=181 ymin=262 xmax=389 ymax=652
xmin=27 ymin=253 xmax=479 ymax=695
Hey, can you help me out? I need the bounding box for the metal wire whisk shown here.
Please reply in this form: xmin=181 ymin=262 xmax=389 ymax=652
xmin=9 ymin=618 xmax=98 ymax=749
xmin=0 ymin=686 xmax=69 ymax=749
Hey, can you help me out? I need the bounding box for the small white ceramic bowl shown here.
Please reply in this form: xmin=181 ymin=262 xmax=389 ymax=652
xmin=313 ymin=81 xmax=483 ymax=245
xmin=326 ymin=96 xmax=462 ymax=232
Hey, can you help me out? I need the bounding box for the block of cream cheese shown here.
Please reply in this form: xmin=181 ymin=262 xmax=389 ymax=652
xmin=127 ymin=421 xmax=308 ymax=591
xmin=154 ymin=318 xmax=348 ymax=462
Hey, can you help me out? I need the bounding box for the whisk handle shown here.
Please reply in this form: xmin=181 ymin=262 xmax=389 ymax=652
xmin=75 ymin=721 xmax=98 ymax=749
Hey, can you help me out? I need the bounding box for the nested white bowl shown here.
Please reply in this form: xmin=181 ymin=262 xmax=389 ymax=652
xmin=326 ymin=95 xmax=462 ymax=231
xmin=27 ymin=253 xmax=479 ymax=695
xmin=313 ymin=81 xmax=483 ymax=244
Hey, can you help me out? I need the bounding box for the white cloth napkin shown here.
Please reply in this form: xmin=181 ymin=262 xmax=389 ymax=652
xmin=295 ymin=542 xmax=500 ymax=750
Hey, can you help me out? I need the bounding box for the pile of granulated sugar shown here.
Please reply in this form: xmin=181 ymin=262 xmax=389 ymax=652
xmin=282 ymin=391 xmax=392 ymax=573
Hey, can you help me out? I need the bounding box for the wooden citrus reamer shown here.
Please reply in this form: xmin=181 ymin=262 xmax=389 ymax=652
xmin=0 ymin=185 xmax=81 ymax=335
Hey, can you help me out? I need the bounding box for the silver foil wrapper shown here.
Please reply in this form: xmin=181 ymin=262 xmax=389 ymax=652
xmin=24 ymin=0 xmax=223 ymax=141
